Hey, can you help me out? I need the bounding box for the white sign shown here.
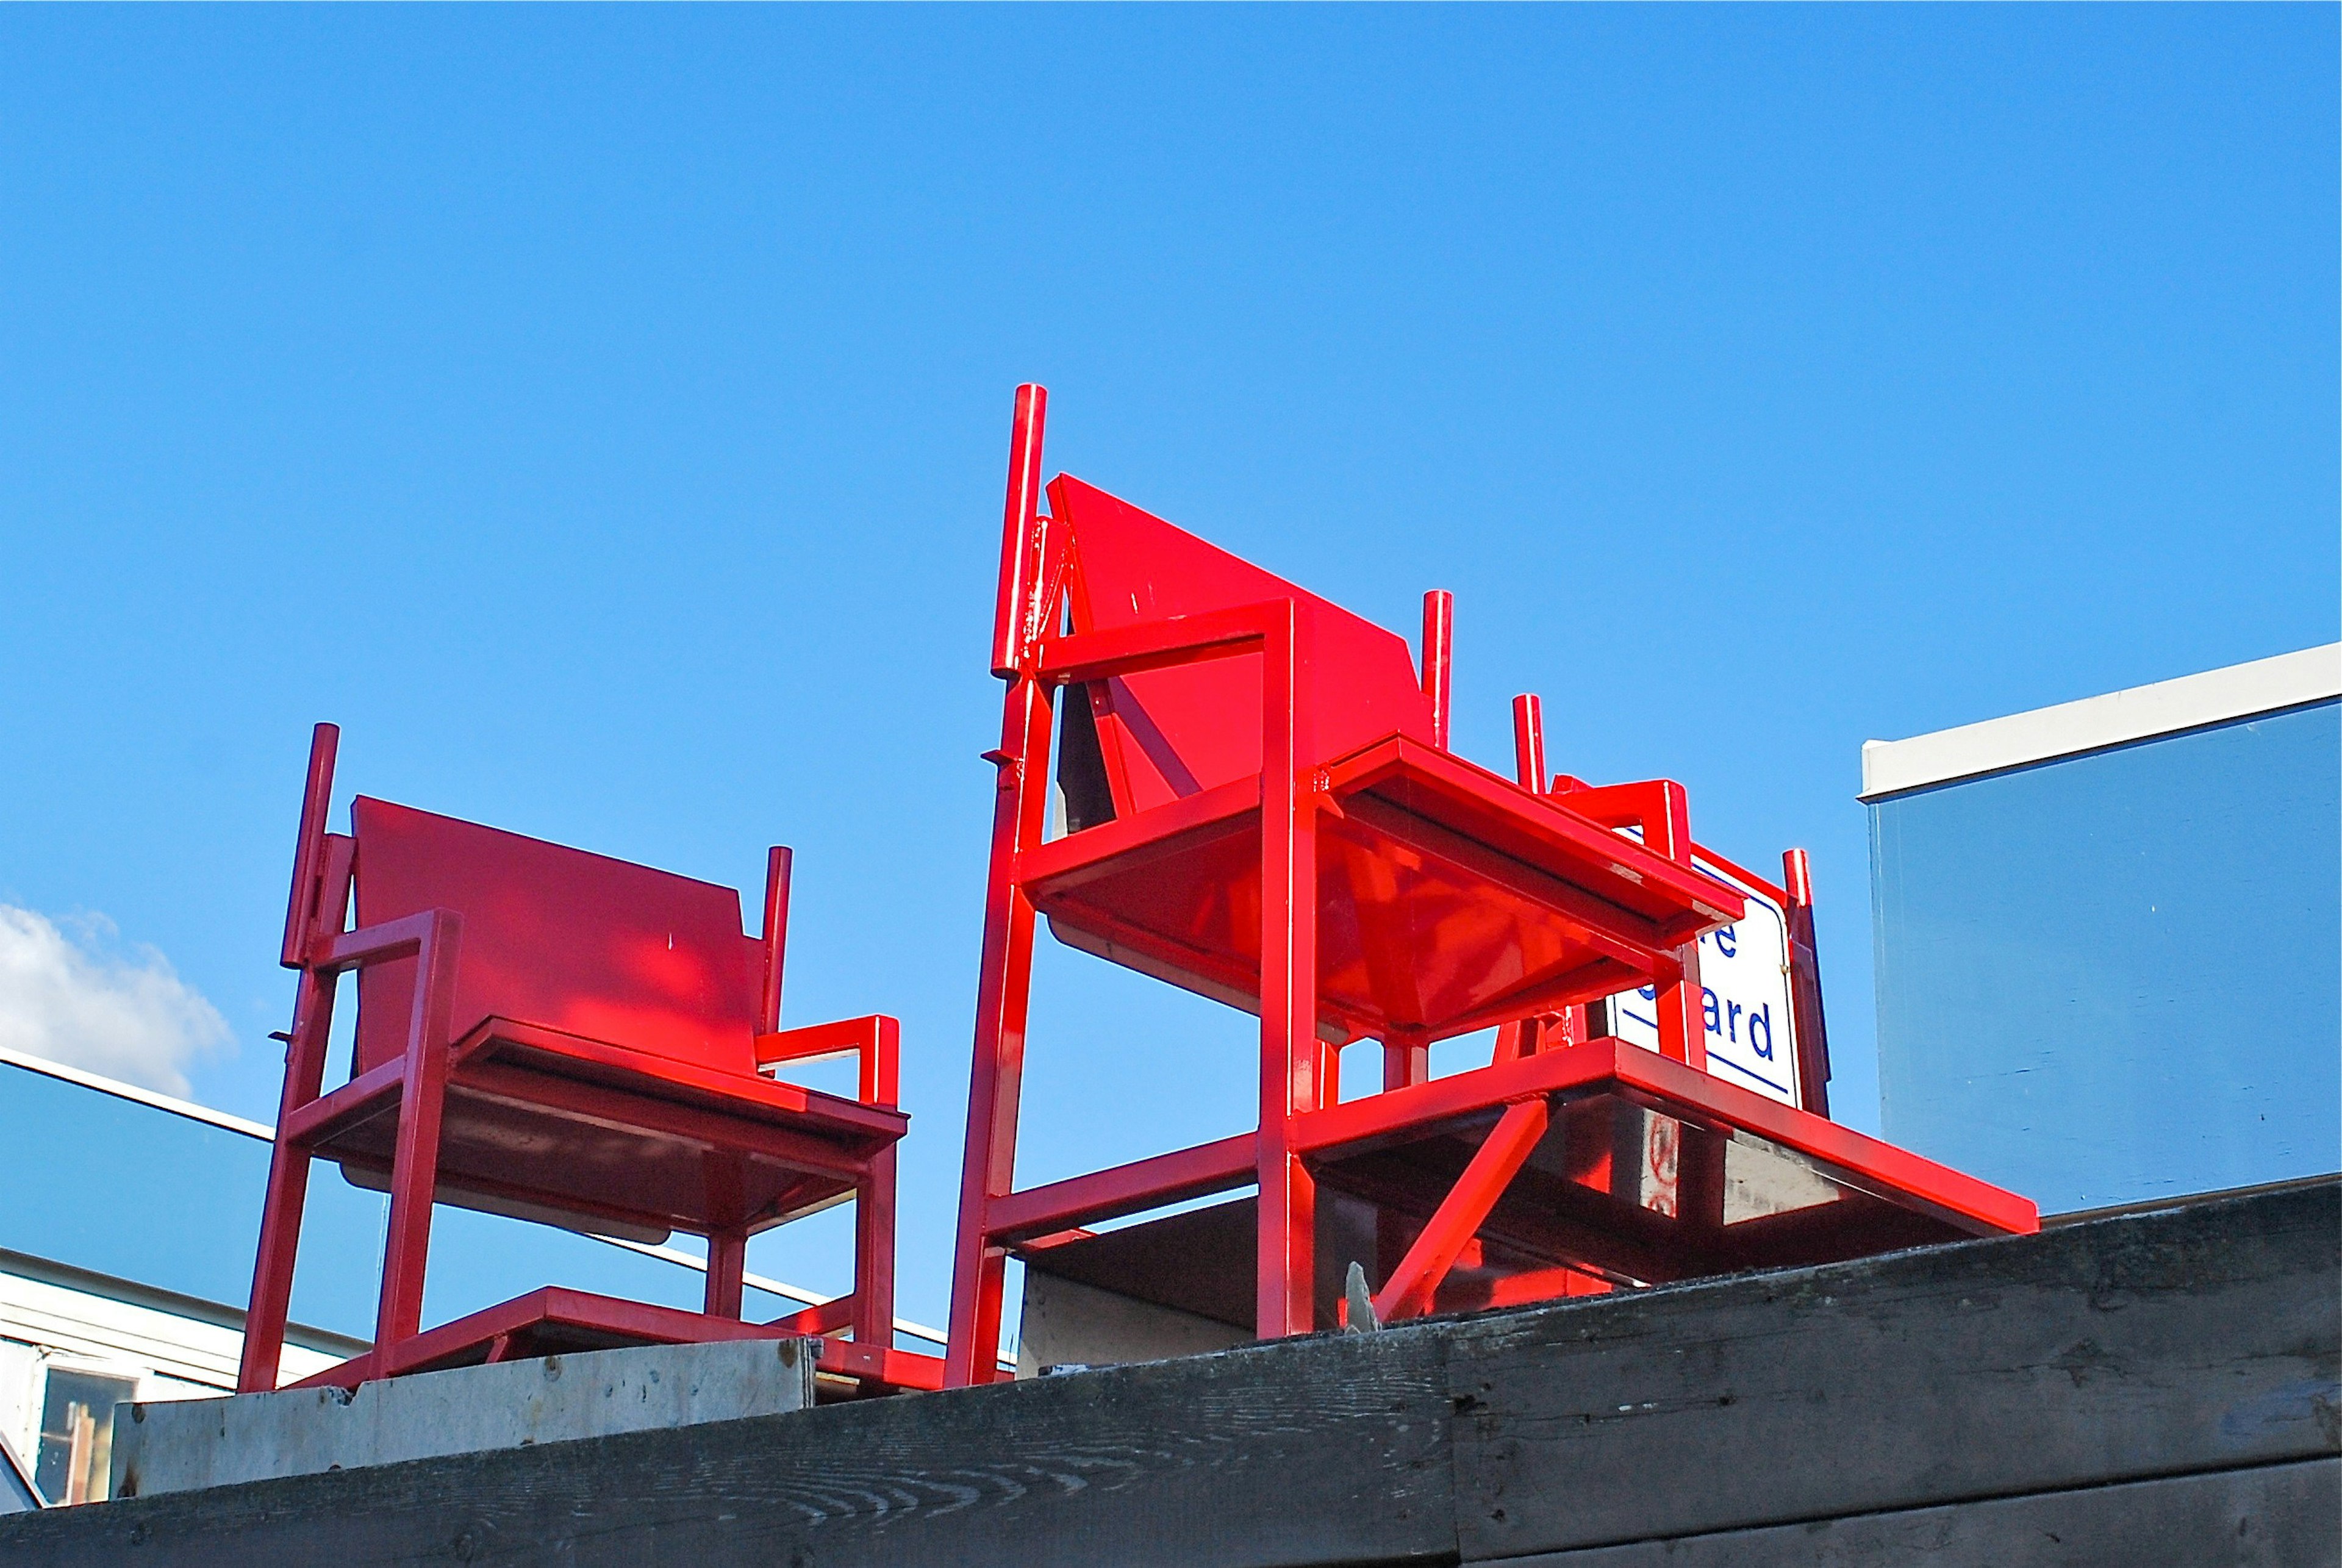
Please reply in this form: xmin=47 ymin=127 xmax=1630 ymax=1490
xmin=1600 ymin=855 xmax=1801 ymax=1108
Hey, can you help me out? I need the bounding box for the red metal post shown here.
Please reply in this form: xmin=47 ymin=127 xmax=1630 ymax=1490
xmin=239 ymin=970 xmax=332 ymax=1393
xmin=853 ymin=1142 xmax=899 ymax=1354
xmin=1257 ymin=599 xmax=1318 ymax=1339
xmin=1653 ymin=946 xmax=1708 ymax=1073
xmin=759 ymin=847 xmax=792 ymax=1034
xmin=1782 ymin=847 xmax=1833 ymax=1119
xmin=1510 ymin=693 xmax=1547 ymax=793
xmin=1641 ymin=783 xmax=1708 ymax=1074
xmin=990 ymin=384 xmax=1051 ymax=679
xmin=946 ymin=386 xmax=1057 ymax=1387
xmin=1372 ymin=1097 xmax=1551 ymax=1323
xmin=242 ymin=729 xmax=345 ymax=1394
xmin=703 ymin=1231 xmax=748 ymax=1319
xmin=1420 ymin=591 xmax=1453 ymax=750
xmin=1383 ymin=1025 xmax=1430 ymax=1093
xmin=951 ymin=681 xmax=1055 ymax=1375
xmin=865 ymin=1014 xmax=900 ymax=1109
xmin=280 ymin=724 xmax=339 ymax=968
xmin=373 ymin=910 xmax=463 ymax=1350
xmin=1492 ymin=692 xmax=1550 ymax=1067
xmin=849 ymin=1012 xmax=901 ymax=1349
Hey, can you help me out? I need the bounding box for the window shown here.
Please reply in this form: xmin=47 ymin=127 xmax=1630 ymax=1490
xmin=34 ymin=1367 xmax=135 ymax=1505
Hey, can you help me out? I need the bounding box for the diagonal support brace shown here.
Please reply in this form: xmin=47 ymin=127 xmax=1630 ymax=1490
xmin=1371 ymin=1097 xmax=1552 ymax=1324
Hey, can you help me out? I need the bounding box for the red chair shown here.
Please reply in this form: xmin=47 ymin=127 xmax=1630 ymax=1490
xmin=1492 ymin=690 xmax=1836 ymax=1119
xmin=238 ymin=724 xmax=936 ymax=1397
xmin=943 ymin=385 xmax=2036 ymax=1385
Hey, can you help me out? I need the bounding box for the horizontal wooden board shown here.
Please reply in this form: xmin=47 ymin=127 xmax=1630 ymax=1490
xmin=1478 ymin=1458 xmax=2341 ymax=1568
xmin=1449 ymin=1180 xmax=2340 ymax=1560
xmin=1 ymin=1329 xmax=1455 ymax=1568
xmin=4 ymin=1178 xmax=2332 ymax=1568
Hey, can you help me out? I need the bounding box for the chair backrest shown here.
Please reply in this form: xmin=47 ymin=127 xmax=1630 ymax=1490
xmin=349 ymin=797 xmax=765 ymax=1079
xmin=1050 ymin=474 xmax=1437 ymax=825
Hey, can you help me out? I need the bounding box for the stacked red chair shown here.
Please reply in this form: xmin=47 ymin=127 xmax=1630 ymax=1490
xmin=239 ymin=723 xmax=936 ymax=1397
xmin=944 ymin=385 xmax=2036 ymax=1386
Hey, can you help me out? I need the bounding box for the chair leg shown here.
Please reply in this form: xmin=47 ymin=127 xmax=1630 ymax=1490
xmin=1382 ymin=1026 xmax=1430 ymax=1091
xmin=1653 ymin=944 xmax=1710 ymax=1072
xmin=240 ymin=1137 xmax=313 ymax=1394
xmin=704 ymin=1230 xmax=748 ymax=1319
xmin=373 ymin=912 xmax=461 ymax=1362
xmin=851 ymin=1145 xmax=898 ymax=1351
xmin=1257 ymin=602 xmax=1319 ymax=1341
xmin=946 ymin=667 xmax=1055 ymax=1387
xmin=238 ymin=968 xmax=337 ymax=1394
xmin=947 ymin=865 xmax=1036 ymax=1384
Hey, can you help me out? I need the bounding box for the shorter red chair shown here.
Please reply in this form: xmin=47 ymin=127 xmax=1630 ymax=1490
xmin=238 ymin=723 xmax=935 ymax=1397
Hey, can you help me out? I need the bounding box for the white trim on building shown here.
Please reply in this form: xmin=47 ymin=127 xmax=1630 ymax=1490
xmin=0 ymin=1267 xmax=353 ymax=1397
xmin=1860 ymin=643 xmax=2341 ymax=803
xmin=0 ymin=1044 xmax=274 ymax=1141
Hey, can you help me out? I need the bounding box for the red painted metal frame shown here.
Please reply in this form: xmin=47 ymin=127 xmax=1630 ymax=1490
xmin=284 ymin=1286 xmax=944 ymax=1395
xmin=1368 ymin=1097 xmax=1550 ymax=1323
xmin=944 ymin=386 xmax=2000 ymax=1384
xmin=239 ymin=725 xmax=933 ymax=1397
xmin=1513 ymin=693 xmax=1834 ymax=1115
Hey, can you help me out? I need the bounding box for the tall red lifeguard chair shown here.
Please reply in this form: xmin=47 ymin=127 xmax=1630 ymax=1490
xmin=240 ymin=724 xmax=937 ymax=1397
xmin=944 ymin=386 xmax=2036 ymax=1385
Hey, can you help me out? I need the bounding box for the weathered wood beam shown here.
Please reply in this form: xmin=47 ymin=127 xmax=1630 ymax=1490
xmin=1449 ymin=1177 xmax=2338 ymax=1559
xmin=1476 ymin=1458 xmax=2340 ymax=1567
xmin=4 ymin=1179 xmax=2331 ymax=1568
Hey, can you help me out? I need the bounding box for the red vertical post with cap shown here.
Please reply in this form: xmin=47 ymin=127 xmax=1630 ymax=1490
xmin=1494 ymin=694 xmax=1555 ymax=1064
xmin=240 ymin=722 xmax=345 ymax=1394
xmin=945 ymin=384 xmax=1056 ymax=1387
xmin=1420 ymin=590 xmax=1453 ymax=751
xmin=1510 ymin=693 xmax=1547 ymax=794
xmin=1380 ymin=592 xmax=1453 ymax=1096
xmin=1783 ymin=847 xmax=1833 ymax=1119
xmin=1641 ymin=783 xmax=1708 ymax=1075
xmin=1256 ymin=598 xmax=1319 ymax=1339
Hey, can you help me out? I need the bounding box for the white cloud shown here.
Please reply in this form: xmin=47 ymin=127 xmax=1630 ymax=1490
xmin=0 ymin=906 xmax=232 ymax=1097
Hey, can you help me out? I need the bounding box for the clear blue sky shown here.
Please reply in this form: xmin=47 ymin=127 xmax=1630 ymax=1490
xmin=2 ymin=7 xmax=2334 ymax=1330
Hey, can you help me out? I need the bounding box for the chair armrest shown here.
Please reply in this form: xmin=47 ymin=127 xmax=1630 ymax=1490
xmin=1547 ymin=779 xmax=1695 ymax=865
xmin=314 ymin=909 xmax=460 ymax=974
xmin=1034 ymin=598 xmax=1291 ymax=687
xmin=756 ymin=1015 xmax=900 ymax=1109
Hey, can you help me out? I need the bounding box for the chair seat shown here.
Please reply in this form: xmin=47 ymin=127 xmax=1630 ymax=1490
xmin=1022 ymin=736 xmax=1746 ymax=1044
xmin=309 ymin=1016 xmax=908 ymax=1241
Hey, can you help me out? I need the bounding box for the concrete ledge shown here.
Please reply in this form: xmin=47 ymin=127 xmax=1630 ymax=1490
xmin=111 ymin=1336 xmax=817 ymax=1498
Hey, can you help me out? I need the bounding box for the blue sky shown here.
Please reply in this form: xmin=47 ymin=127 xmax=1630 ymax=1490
xmin=2 ymin=7 xmax=2334 ymax=1330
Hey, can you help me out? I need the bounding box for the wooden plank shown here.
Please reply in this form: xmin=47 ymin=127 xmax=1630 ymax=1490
xmin=1449 ymin=1180 xmax=2340 ymax=1561
xmin=4 ymin=1178 xmax=2332 ymax=1567
xmin=1477 ymin=1458 xmax=2341 ymax=1568
xmin=2 ymin=1330 xmax=1454 ymax=1568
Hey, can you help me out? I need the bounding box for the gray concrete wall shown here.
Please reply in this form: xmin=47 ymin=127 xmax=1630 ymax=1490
xmin=111 ymin=1337 xmax=816 ymax=1498
xmin=1017 ymin=1271 xmax=1250 ymax=1375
